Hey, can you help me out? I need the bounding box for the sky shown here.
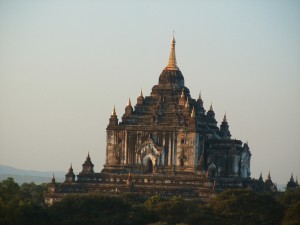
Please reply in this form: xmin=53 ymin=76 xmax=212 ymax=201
xmin=0 ymin=0 xmax=299 ymax=185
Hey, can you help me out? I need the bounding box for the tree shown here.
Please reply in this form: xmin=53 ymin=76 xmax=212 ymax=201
xmin=0 ymin=177 xmax=20 ymax=202
xmin=209 ymin=189 xmax=284 ymax=225
xmin=49 ymin=194 xmax=133 ymax=225
xmin=281 ymin=201 xmax=300 ymax=225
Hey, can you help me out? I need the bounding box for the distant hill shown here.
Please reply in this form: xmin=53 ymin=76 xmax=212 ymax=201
xmin=0 ymin=165 xmax=65 ymax=184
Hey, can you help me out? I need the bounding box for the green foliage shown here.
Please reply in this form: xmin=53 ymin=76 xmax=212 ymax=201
xmin=0 ymin=177 xmax=298 ymax=225
xmin=49 ymin=194 xmax=133 ymax=225
xmin=209 ymin=189 xmax=284 ymax=225
xmin=0 ymin=177 xmax=20 ymax=202
xmin=278 ymin=190 xmax=300 ymax=225
xmin=145 ymin=194 xmax=162 ymax=209
xmin=0 ymin=178 xmax=47 ymax=225
xmin=281 ymin=201 xmax=300 ymax=225
xmin=278 ymin=190 xmax=300 ymax=206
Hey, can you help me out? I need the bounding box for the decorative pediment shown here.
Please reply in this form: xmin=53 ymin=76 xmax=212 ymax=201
xmin=137 ymin=136 xmax=162 ymax=156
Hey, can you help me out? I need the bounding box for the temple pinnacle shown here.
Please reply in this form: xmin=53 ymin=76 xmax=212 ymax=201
xmin=267 ymin=171 xmax=271 ymax=180
xmin=198 ymin=91 xmax=202 ymax=100
xmin=166 ymin=33 xmax=178 ymax=70
xmin=223 ymin=113 xmax=227 ymax=122
xmin=127 ymin=98 xmax=132 ymax=106
xmin=51 ymin=173 xmax=55 ymax=183
xmin=112 ymin=105 xmax=116 ymax=116
xmin=209 ymin=102 xmax=213 ymax=111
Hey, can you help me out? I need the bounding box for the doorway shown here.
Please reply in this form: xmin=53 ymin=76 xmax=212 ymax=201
xmin=145 ymin=158 xmax=153 ymax=173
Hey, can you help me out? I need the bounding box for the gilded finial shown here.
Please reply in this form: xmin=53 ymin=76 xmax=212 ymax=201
xmin=166 ymin=32 xmax=178 ymax=70
xmin=112 ymin=105 xmax=116 ymax=116
xmin=127 ymin=98 xmax=131 ymax=106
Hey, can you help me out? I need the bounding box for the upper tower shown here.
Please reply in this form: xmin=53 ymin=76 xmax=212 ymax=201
xmin=165 ymin=34 xmax=178 ymax=71
xmin=158 ymin=34 xmax=184 ymax=88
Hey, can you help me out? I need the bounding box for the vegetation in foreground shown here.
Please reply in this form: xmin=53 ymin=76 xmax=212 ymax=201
xmin=0 ymin=177 xmax=299 ymax=225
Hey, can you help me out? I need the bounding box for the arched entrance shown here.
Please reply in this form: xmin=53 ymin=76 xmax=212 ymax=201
xmin=145 ymin=158 xmax=153 ymax=173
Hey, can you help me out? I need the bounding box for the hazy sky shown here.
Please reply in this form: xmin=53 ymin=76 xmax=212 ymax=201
xmin=0 ymin=0 xmax=299 ymax=185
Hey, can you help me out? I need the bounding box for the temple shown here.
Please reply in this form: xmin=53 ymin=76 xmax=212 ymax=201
xmin=286 ymin=174 xmax=300 ymax=191
xmin=46 ymin=35 xmax=257 ymax=204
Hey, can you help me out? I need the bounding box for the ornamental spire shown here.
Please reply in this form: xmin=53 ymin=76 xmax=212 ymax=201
xmin=290 ymin=173 xmax=294 ymax=182
xmin=127 ymin=98 xmax=132 ymax=106
xmin=112 ymin=105 xmax=116 ymax=116
xmin=209 ymin=102 xmax=213 ymax=111
xmin=267 ymin=171 xmax=271 ymax=180
xmin=198 ymin=91 xmax=202 ymax=100
xmin=223 ymin=113 xmax=227 ymax=122
xmin=51 ymin=173 xmax=55 ymax=183
xmin=165 ymin=32 xmax=178 ymax=70
xmin=259 ymin=172 xmax=263 ymax=181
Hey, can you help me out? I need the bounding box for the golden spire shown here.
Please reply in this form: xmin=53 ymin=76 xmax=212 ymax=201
xmin=140 ymin=89 xmax=143 ymax=97
xmin=112 ymin=105 xmax=116 ymax=116
xmin=127 ymin=98 xmax=132 ymax=106
xmin=165 ymin=32 xmax=178 ymax=70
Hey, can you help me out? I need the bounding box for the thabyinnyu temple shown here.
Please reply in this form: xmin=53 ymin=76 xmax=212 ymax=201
xmin=46 ymin=36 xmax=277 ymax=205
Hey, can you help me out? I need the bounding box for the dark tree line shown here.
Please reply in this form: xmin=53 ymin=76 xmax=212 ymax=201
xmin=0 ymin=177 xmax=299 ymax=225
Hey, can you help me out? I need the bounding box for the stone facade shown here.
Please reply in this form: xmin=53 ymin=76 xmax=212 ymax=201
xmin=45 ymin=36 xmax=256 ymax=204
xmin=103 ymin=36 xmax=251 ymax=178
xmin=286 ymin=174 xmax=299 ymax=191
